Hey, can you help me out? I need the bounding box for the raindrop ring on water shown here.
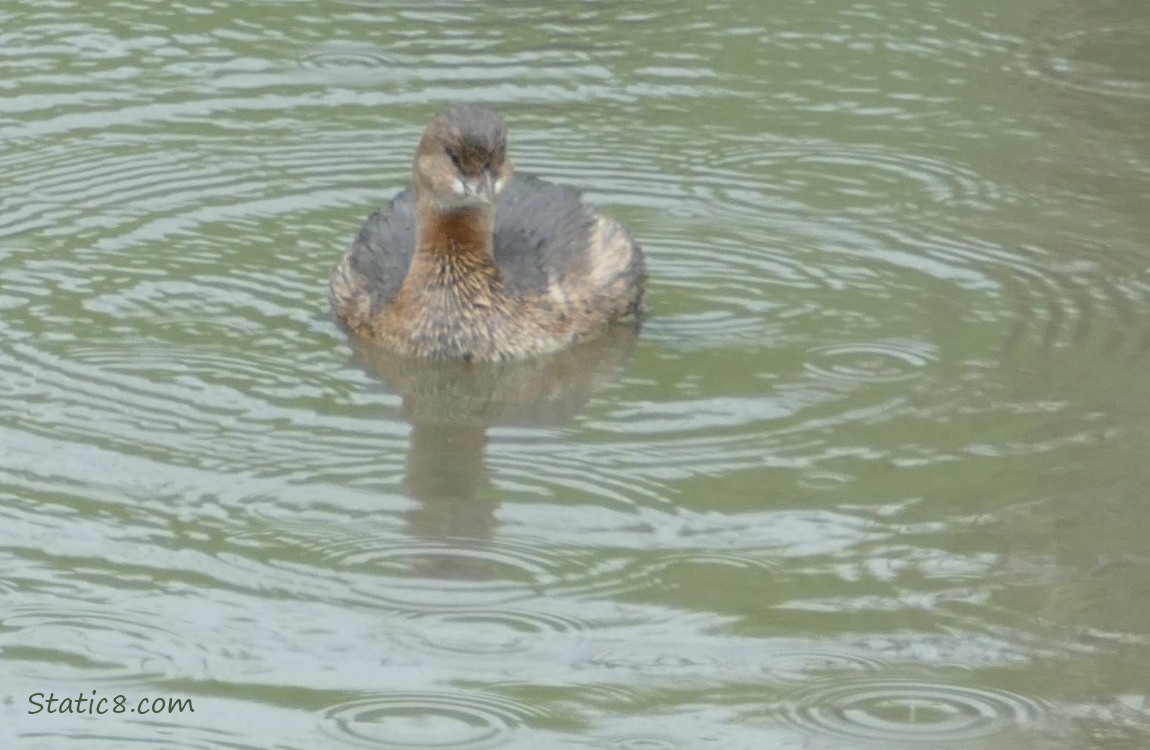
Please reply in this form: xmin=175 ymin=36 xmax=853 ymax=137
xmin=804 ymin=340 xmax=936 ymax=384
xmin=321 ymin=690 xmax=546 ymax=749
xmin=778 ymin=677 xmax=1046 ymax=744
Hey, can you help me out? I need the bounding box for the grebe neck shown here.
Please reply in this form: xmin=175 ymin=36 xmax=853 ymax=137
xmin=402 ymin=198 xmax=503 ymax=310
xmin=415 ymin=200 xmax=496 ymax=262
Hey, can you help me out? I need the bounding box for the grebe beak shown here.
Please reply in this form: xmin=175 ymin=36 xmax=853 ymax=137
xmin=476 ymin=171 xmax=495 ymax=204
xmin=450 ymin=173 xmax=495 ymax=206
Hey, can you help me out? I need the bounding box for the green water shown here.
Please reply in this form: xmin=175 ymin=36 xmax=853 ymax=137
xmin=2 ymin=0 xmax=1149 ymax=747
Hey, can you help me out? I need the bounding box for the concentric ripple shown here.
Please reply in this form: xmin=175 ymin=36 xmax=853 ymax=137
xmin=394 ymin=607 xmax=593 ymax=659
xmin=776 ymin=677 xmax=1047 ymax=745
xmin=1015 ymin=20 xmax=1150 ymax=103
xmin=299 ymin=41 xmax=396 ymax=70
xmin=804 ymin=339 xmax=937 ymax=384
xmin=704 ymin=140 xmax=1013 ymax=214
xmin=0 ymin=604 xmax=193 ymax=684
xmin=321 ymin=690 xmax=546 ymax=749
xmin=761 ymin=649 xmax=886 ymax=684
xmin=4 ymin=0 xmax=1150 ymax=748
xmin=275 ymin=533 xmax=671 ymax=610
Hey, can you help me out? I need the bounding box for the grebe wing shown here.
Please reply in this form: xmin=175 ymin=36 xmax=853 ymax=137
xmin=345 ymin=189 xmax=418 ymax=306
xmin=493 ymin=174 xmax=599 ymax=294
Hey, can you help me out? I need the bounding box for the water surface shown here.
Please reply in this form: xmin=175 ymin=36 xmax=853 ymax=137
xmin=3 ymin=0 xmax=1150 ymax=748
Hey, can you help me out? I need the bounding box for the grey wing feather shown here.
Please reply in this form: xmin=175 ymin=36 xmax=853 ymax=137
xmin=493 ymin=174 xmax=598 ymax=295
xmin=347 ymin=189 xmax=418 ymax=306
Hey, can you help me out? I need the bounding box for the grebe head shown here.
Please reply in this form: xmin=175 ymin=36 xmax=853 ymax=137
xmin=413 ymin=104 xmax=514 ymax=210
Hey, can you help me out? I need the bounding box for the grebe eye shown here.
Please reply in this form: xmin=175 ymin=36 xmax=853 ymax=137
xmin=446 ymin=148 xmax=462 ymax=168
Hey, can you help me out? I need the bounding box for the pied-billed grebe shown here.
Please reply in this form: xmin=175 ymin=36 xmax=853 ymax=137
xmin=330 ymin=104 xmax=645 ymax=361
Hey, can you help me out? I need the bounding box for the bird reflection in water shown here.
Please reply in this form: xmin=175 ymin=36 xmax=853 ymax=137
xmin=347 ymin=324 xmax=640 ymax=580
